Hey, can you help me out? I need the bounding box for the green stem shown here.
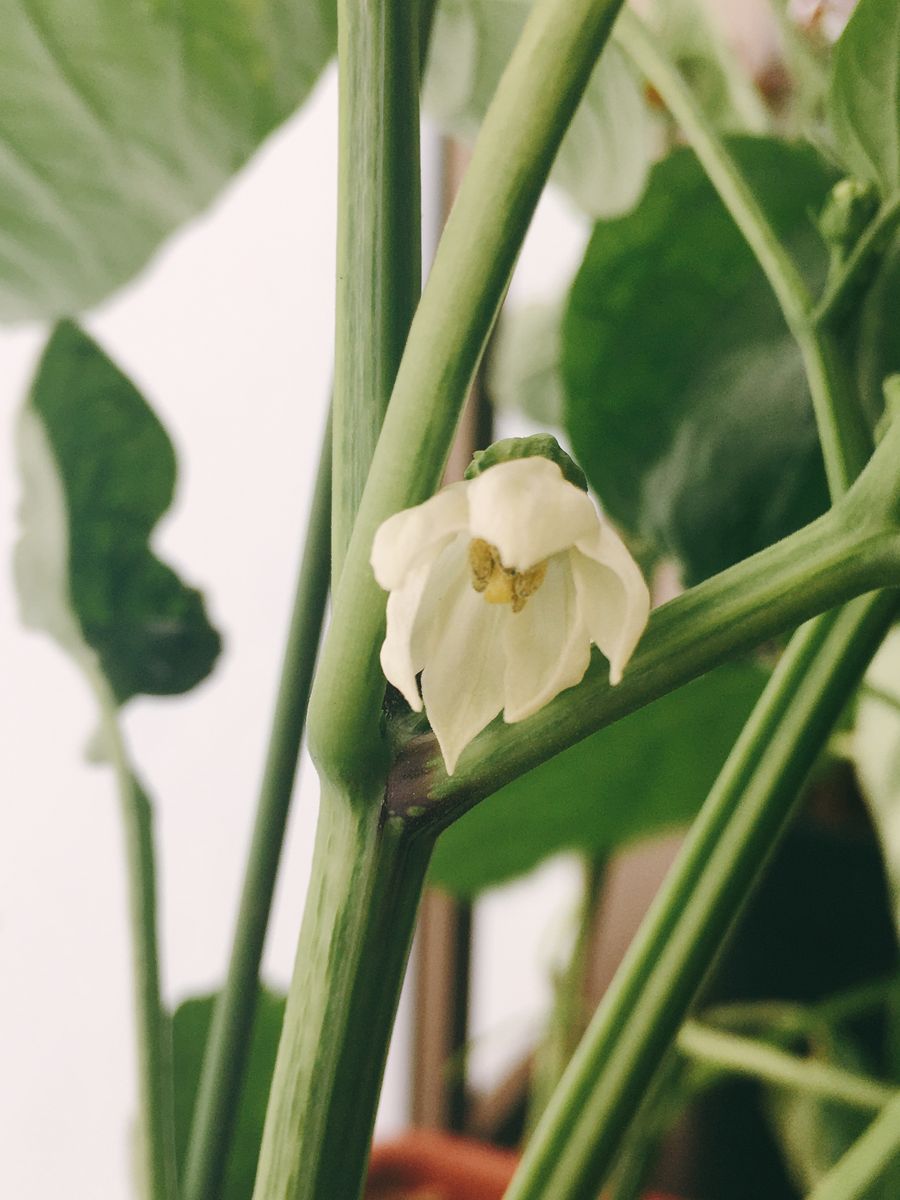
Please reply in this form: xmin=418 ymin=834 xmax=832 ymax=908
xmin=807 ymin=1092 xmax=900 ymax=1200
xmin=425 ymin=421 xmax=900 ymax=811
xmin=308 ymin=0 xmax=628 ymax=783
xmin=814 ymin=196 xmax=900 ymax=329
xmin=616 ymin=7 xmax=873 ymax=497
xmin=331 ymin=0 xmax=422 ymax=587
xmin=251 ymin=789 xmax=432 ymax=1200
xmin=501 ymin=593 xmax=895 ymax=1200
xmin=96 ymin=686 xmax=178 ymax=1200
xmin=678 ymin=1022 xmax=897 ymax=1112
xmin=183 ymin=416 xmax=332 ymax=1200
xmin=528 ymin=859 xmax=605 ymax=1134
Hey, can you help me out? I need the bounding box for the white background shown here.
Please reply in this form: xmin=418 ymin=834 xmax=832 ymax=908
xmin=0 ymin=66 xmax=589 ymax=1198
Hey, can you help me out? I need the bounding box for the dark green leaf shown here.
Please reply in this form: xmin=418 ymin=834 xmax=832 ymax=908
xmin=424 ymin=0 xmax=653 ymax=217
xmin=829 ymin=0 xmax=900 ymax=195
xmin=15 ymin=321 xmax=221 ymax=703
xmin=172 ymin=989 xmax=285 ymax=1200
xmin=429 ymin=663 xmax=768 ymax=896
xmin=562 ymin=138 xmax=834 ymax=585
xmin=0 ymin=0 xmax=336 ymax=319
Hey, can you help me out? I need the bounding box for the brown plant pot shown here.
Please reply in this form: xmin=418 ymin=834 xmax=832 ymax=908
xmin=365 ymin=1131 xmax=683 ymax=1200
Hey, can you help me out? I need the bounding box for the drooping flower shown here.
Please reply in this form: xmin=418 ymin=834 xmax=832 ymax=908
xmin=371 ymin=447 xmax=650 ymax=774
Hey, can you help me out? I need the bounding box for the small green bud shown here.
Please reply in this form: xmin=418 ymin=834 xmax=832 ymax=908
xmin=819 ymin=179 xmax=879 ymax=252
xmin=465 ymin=434 xmax=588 ymax=492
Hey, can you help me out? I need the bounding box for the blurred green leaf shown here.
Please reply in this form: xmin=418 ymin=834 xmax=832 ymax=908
xmin=14 ymin=321 xmax=221 ymax=704
xmin=0 ymin=0 xmax=336 ymax=319
xmin=173 ymin=989 xmax=285 ymax=1200
xmin=429 ymin=662 xmax=768 ymax=896
xmin=489 ymin=299 xmax=566 ymax=426
xmin=562 ymin=138 xmax=834 ymax=585
xmin=855 ymin=628 xmax=900 ymax=935
xmin=424 ymin=0 xmax=654 ymax=218
xmin=829 ymin=0 xmax=900 ymax=195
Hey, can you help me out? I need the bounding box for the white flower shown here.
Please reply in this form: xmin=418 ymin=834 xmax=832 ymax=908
xmin=371 ymin=456 xmax=650 ymax=774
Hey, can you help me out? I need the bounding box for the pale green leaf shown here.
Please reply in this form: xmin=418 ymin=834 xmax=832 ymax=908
xmin=424 ymin=0 xmax=654 ymax=218
xmin=0 ymin=0 xmax=336 ymax=319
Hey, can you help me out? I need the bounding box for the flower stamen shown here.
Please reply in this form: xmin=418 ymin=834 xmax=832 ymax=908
xmin=468 ymin=538 xmax=547 ymax=613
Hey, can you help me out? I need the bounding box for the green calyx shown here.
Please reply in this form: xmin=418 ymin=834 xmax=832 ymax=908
xmin=464 ymin=434 xmax=589 ymax=491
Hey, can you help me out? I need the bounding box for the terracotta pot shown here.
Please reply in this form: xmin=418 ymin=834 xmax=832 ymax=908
xmin=366 ymin=1130 xmax=682 ymax=1200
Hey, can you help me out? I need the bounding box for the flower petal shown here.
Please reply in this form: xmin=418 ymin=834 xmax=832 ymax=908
xmin=502 ymin=556 xmax=591 ymax=723
xmin=379 ymin=559 xmax=433 ymax=711
xmin=466 ymin=457 xmax=599 ymax=571
xmin=570 ymin=524 xmax=650 ymax=684
xmin=371 ymin=482 xmax=469 ymax=591
xmin=420 ymin=562 xmax=506 ymax=775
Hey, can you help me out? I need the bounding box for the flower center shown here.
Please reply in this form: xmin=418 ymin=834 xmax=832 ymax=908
xmin=468 ymin=538 xmax=548 ymax=613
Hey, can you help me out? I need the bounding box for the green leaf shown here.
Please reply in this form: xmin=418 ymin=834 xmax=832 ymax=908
xmin=829 ymin=0 xmax=900 ymax=195
xmin=172 ymin=989 xmax=285 ymax=1200
xmin=0 ymin=0 xmax=336 ymax=320
xmin=855 ymin=628 xmax=900 ymax=935
xmin=429 ymin=663 xmax=768 ymax=896
xmin=14 ymin=321 xmax=221 ymax=704
xmin=424 ymin=0 xmax=653 ymax=218
xmin=562 ymin=138 xmax=834 ymax=585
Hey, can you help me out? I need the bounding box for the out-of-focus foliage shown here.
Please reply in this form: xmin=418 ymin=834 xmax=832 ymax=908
xmin=829 ymin=0 xmax=900 ymax=195
xmin=0 ymin=0 xmax=336 ymax=319
xmin=424 ymin=0 xmax=655 ymax=217
xmin=855 ymin=629 xmax=900 ymax=934
xmin=14 ymin=322 xmax=221 ymax=705
xmin=173 ymin=990 xmax=285 ymax=1200
xmin=562 ymin=138 xmax=834 ymax=585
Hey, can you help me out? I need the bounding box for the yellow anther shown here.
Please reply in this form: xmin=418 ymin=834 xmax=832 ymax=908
xmin=468 ymin=538 xmax=547 ymax=612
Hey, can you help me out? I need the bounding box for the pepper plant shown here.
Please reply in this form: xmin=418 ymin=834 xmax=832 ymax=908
xmin=6 ymin=0 xmax=900 ymax=1198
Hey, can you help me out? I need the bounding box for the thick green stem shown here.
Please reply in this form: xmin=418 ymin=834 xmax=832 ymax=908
xmin=501 ymin=594 xmax=895 ymax=1200
xmin=616 ymin=8 xmax=873 ymax=497
xmin=251 ymin=789 xmax=432 ymax=1200
xmin=678 ymin=1022 xmax=897 ymax=1112
xmin=96 ymin=688 xmax=178 ymax=1200
xmin=807 ymin=1092 xmax=900 ymax=1200
xmin=183 ymin=416 xmax=332 ymax=1200
xmin=309 ymin=0 xmax=628 ymax=783
xmin=332 ymin=0 xmax=422 ymax=587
